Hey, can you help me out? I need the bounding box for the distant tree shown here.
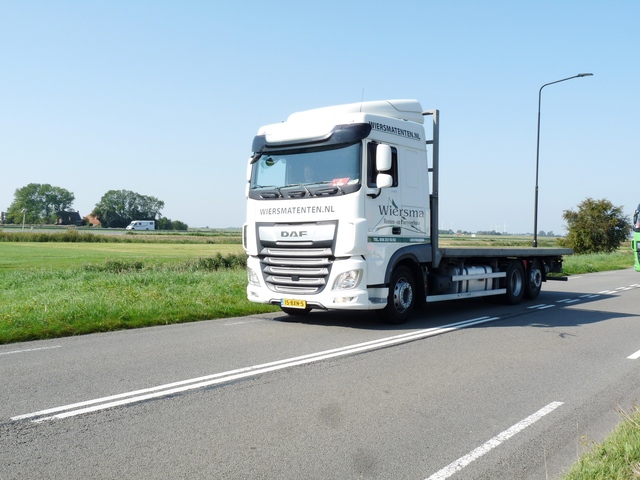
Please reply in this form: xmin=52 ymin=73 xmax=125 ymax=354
xmin=5 ymin=183 xmax=75 ymax=224
xmin=157 ymin=216 xmax=188 ymax=231
xmin=559 ymin=198 xmax=630 ymax=254
xmin=172 ymin=220 xmax=188 ymax=231
xmin=93 ymin=190 xmax=164 ymax=228
xmin=156 ymin=217 xmax=172 ymax=230
xmin=538 ymin=230 xmax=547 ymax=237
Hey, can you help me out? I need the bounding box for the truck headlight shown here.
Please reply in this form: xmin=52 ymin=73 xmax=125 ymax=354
xmin=247 ymin=267 xmax=260 ymax=286
xmin=332 ymin=269 xmax=362 ymax=290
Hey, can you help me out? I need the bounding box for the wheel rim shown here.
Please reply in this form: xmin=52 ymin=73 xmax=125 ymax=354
xmin=509 ymin=269 xmax=523 ymax=297
xmin=393 ymin=277 xmax=413 ymax=313
xmin=529 ymin=266 xmax=542 ymax=289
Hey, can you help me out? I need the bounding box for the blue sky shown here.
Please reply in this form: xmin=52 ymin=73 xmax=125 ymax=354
xmin=1 ymin=1 xmax=638 ymax=234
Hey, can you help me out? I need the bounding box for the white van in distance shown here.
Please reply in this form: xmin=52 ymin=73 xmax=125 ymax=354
xmin=125 ymin=220 xmax=155 ymax=231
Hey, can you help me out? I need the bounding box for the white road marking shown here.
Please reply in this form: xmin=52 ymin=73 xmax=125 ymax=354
xmin=528 ymin=304 xmax=555 ymax=310
xmin=425 ymin=401 xmax=564 ymax=480
xmin=12 ymin=316 xmax=501 ymax=422
xmin=598 ymin=284 xmax=640 ymax=295
xmin=628 ymin=349 xmax=640 ymax=360
xmin=0 ymin=345 xmax=61 ymax=356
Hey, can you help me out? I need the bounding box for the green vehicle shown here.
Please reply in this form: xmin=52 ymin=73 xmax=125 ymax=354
xmin=633 ymin=205 xmax=640 ymax=271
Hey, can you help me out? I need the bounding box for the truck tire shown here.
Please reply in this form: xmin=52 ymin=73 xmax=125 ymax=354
xmin=381 ymin=266 xmax=415 ymax=324
xmin=525 ymin=260 xmax=543 ymax=300
xmin=504 ymin=260 xmax=525 ymax=305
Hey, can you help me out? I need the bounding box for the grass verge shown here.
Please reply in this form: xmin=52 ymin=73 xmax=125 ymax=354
xmin=562 ymin=249 xmax=634 ymax=275
xmin=0 ymin=239 xmax=634 ymax=345
xmin=561 ymin=406 xmax=640 ymax=479
xmin=0 ymin=256 xmax=277 ymax=344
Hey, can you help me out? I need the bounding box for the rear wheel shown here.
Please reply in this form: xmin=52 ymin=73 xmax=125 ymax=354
xmin=504 ymin=261 xmax=525 ymax=305
xmin=380 ymin=266 xmax=416 ymax=324
xmin=524 ymin=260 xmax=543 ymax=300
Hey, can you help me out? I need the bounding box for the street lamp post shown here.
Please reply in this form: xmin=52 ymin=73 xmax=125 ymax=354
xmin=21 ymin=208 xmax=26 ymax=232
xmin=533 ymin=73 xmax=593 ymax=247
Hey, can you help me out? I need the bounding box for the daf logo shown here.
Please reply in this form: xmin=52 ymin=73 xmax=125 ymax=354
xmin=281 ymin=230 xmax=308 ymax=238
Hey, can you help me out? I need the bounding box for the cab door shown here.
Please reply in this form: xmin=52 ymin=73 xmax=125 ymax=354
xmin=365 ymin=141 xmax=400 ymax=241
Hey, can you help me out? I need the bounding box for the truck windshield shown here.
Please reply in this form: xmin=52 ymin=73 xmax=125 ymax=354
xmin=249 ymin=143 xmax=361 ymax=199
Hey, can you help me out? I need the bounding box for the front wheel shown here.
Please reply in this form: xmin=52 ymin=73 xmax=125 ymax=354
xmin=380 ymin=266 xmax=416 ymax=324
xmin=504 ymin=261 xmax=525 ymax=305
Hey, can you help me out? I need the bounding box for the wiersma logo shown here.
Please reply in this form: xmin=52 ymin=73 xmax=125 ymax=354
xmin=373 ymin=198 xmax=427 ymax=234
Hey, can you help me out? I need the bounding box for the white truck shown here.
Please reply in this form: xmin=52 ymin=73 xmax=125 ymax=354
xmin=125 ymin=220 xmax=155 ymax=231
xmin=243 ymin=99 xmax=571 ymax=323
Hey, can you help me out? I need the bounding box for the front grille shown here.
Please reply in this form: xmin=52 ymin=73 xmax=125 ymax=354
xmin=264 ymin=265 xmax=329 ymax=276
xmin=263 ymin=247 xmax=332 ymax=258
xmin=260 ymin=247 xmax=333 ymax=294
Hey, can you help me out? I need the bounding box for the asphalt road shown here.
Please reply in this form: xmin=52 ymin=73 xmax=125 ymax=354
xmin=2 ymin=268 xmax=640 ymax=479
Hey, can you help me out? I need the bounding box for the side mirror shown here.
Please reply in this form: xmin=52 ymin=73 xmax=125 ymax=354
xmin=376 ymin=173 xmax=393 ymax=189
xmin=376 ymin=144 xmax=392 ymax=172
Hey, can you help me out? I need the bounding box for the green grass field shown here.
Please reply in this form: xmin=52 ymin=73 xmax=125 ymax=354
xmin=1 ymin=235 xmax=634 ymax=345
xmin=0 ymin=239 xmax=277 ymax=344
xmin=0 ymin=242 xmax=245 ymax=270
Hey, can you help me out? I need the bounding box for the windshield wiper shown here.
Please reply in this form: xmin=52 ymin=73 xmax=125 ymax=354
xmin=281 ymin=183 xmax=312 ymax=197
xmin=304 ymin=181 xmax=345 ymax=196
xmin=254 ymin=185 xmax=283 ymax=198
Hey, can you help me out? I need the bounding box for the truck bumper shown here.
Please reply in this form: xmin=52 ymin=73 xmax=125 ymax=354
xmin=246 ymin=256 xmax=384 ymax=311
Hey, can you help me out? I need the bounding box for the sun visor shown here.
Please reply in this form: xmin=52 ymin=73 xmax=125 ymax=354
xmin=252 ymin=123 xmax=372 ymax=153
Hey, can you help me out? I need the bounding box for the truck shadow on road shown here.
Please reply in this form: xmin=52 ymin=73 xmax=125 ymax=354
xmin=271 ymin=289 xmax=635 ymax=332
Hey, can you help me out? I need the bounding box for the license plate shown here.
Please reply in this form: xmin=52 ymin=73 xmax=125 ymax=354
xmin=281 ymin=298 xmax=307 ymax=309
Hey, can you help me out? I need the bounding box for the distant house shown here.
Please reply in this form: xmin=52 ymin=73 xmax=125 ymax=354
xmin=84 ymin=213 xmax=101 ymax=226
xmin=57 ymin=211 xmax=83 ymax=226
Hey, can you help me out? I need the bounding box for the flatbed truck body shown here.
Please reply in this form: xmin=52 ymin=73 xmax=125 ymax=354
xmin=243 ymin=99 xmax=571 ymax=323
